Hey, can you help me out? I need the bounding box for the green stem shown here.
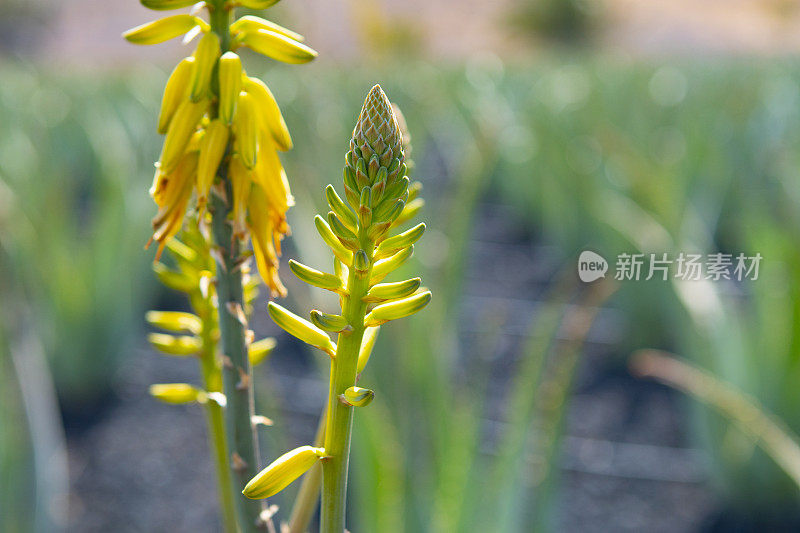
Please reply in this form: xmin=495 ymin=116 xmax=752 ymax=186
xmin=208 ymin=3 xmax=266 ymax=531
xmin=288 ymin=407 xmax=327 ymax=533
xmin=200 ymin=312 xmax=239 ymax=533
xmin=321 ymin=265 xmax=371 ymax=533
xmin=212 ymin=179 xmax=266 ymax=532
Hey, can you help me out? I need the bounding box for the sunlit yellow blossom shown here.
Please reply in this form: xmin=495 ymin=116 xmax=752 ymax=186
xmin=125 ymin=3 xmax=316 ymax=296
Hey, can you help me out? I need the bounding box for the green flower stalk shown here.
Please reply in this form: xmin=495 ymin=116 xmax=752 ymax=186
xmin=243 ymin=85 xmax=431 ymax=533
xmin=147 ymin=221 xmax=270 ymax=533
xmin=125 ymin=0 xmax=316 ymax=531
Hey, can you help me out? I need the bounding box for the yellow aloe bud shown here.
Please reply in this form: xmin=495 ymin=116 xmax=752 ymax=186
xmin=375 ymin=223 xmax=425 ymax=259
xmin=123 ymin=15 xmax=206 ymax=45
xmin=231 ymin=15 xmax=304 ymax=42
xmin=249 ymin=337 xmax=277 ymax=367
xmin=268 ymin=302 xmax=336 ymax=355
xmin=342 ymin=386 xmax=374 ymax=407
xmin=158 ymin=98 xmax=207 ymax=174
xmin=218 ymin=52 xmax=243 ymax=125
xmin=196 ymin=118 xmax=230 ymax=206
xmin=325 ymin=185 xmax=358 ymax=232
xmin=153 ymin=262 xmax=195 ymax=292
xmin=239 ymin=0 xmax=281 ymax=8
xmin=243 ymin=76 xmax=293 ymax=151
xmin=148 ymin=332 xmax=202 ymax=355
xmin=228 ymin=154 xmax=252 ymax=239
xmin=157 ymin=57 xmax=194 ymax=134
xmin=309 ymin=310 xmax=349 ymax=333
xmin=238 ymin=29 xmax=317 ymax=64
xmin=145 ymin=310 xmax=202 ymax=334
xmin=392 ymin=198 xmax=425 ymax=228
xmin=327 ymin=212 xmax=359 ymax=250
xmin=314 ymin=215 xmax=353 ymax=265
xmin=364 ymin=291 xmax=431 ymax=327
xmin=288 ymin=260 xmax=343 ymax=292
xmin=243 ymin=445 xmax=327 ymax=499
xmin=149 ymin=383 xmax=202 ymax=404
xmin=370 ymin=245 xmax=413 ymax=284
xmin=141 ymin=0 xmax=198 ymax=10
xmin=189 ymin=31 xmax=220 ymax=102
xmin=233 ymin=91 xmax=258 ymax=168
xmin=363 ymin=277 xmax=421 ymax=303
xmin=356 ymin=326 xmax=380 ymax=373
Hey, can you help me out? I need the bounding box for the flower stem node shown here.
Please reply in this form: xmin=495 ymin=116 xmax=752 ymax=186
xmin=243 ymin=446 xmax=327 ymax=500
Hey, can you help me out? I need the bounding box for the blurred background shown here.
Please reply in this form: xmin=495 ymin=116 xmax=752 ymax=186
xmin=4 ymin=0 xmax=800 ymax=531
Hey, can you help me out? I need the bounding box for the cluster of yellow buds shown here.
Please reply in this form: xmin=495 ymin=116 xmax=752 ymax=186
xmin=124 ymin=0 xmax=316 ymax=296
xmin=241 ymin=86 xmax=431 ymax=515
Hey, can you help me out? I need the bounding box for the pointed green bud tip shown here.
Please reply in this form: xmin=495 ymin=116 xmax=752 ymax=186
xmin=346 ymin=85 xmax=405 ymax=194
xmin=342 ymin=386 xmax=375 ymax=407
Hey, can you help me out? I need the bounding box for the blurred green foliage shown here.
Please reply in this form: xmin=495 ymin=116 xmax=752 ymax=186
xmin=0 ymin=65 xmax=160 ymax=407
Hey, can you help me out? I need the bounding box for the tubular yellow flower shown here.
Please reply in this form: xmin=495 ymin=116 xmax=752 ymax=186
xmin=231 ymin=15 xmax=304 ymax=42
xmin=238 ymin=29 xmax=317 ymax=64
xmin=232 ymin=91 xmax=258 ymax=168
xmin=196 ymin=118 xmax=230 ymax=207
xmin=242 ymin=446 xmax=327 ymax=500
xmin=218 ymin=52 xmax=243 ymax=125
xmin=123 ymin=15 xmax=206 ymax=45
xmin=243 ymin=76 xmax=293 ymax=151
xmin=248 ymin=183 xmax=288 ymax=297
xmin=158 ymin=98 xmax=207 ymax=174
xmin=228 ymin=155 xmax=252 ymax=240
xmin=158 ymin=57 xmax=195 ymax=134
xmin=189 ymin=31 xmax=220 ymax=102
